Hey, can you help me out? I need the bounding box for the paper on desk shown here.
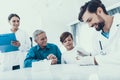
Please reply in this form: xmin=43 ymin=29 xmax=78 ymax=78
xmin=78 ymin=56 xmax=95 ymax=66
xmin=32 ymin=59 xmax=52 ymax=72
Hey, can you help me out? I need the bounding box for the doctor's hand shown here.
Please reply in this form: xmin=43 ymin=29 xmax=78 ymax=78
xmin=11 ymin=41 xmax=20 ymax=47
xmin=77 ymin=50 xmax=89 ymax=57
xmin=47 ymin=54 xmax=58 ymax=65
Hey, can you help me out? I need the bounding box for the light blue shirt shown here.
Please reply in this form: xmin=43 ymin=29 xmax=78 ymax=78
xmin=24 ymin=43 xmax=62 ymax=68
xmin=101 ymin=31 xmax=109 ymax=39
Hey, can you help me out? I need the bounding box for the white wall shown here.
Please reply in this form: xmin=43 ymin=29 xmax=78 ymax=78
xmin=0 ymin=0 xmax=43 ymax=34
xmin=0 ymin=0 xmax=83 ymax=47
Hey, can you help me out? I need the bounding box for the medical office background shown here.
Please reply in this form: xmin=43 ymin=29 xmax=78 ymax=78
xmin=0 ymin=0 xmax=120 ymax=53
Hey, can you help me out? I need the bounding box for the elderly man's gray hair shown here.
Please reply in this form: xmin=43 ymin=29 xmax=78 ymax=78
xmin=33 ymin=29 xmax=45 ymax=40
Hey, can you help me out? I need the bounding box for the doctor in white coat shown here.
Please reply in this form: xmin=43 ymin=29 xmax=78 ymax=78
xmin=8 ymin=13 xmax=31 ymax=52
xmin=78 ymin=0 xmax=120 ymax=65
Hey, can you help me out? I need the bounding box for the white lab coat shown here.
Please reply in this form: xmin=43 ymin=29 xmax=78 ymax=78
xmin=6 ymin=29 xmax=31 ymax=52
xmin=92 ymin=13 xmax=120 ymax=65
xmin=15 ymin=29 xmax=31 ymax=52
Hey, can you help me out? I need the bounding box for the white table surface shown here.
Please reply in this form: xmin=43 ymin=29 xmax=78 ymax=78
xmin=0 ymin=51 xmax=27 ymax=71
xmin=0 ymin=64 xmax=120 ymax=80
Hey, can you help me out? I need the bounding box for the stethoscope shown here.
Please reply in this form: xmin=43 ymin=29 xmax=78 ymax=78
xmin=100 ymin=50 xmax=106 ymax=55
xmin=99 ymin=40 xmax=106 ymax=55
xmin=99 ymin=24 xmax=120 ymax=55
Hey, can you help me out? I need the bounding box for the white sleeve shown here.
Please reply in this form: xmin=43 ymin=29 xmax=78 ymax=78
xmin=75 ymin=47 xmax=91 ymax=56
xmin=16 ymin=29 xmax=31 ymax=52
xmin=76 ymin=56 xmax=95 ymax=65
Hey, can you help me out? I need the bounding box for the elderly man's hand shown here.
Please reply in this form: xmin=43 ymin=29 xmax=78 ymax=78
xmin=47 ymin=54 xmax=58 ymax=65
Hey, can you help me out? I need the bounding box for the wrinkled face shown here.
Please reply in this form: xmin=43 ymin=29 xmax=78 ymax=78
xmin=35 ymin=32 xmax=47 ymax=48
xmin=9 ymin=16 xmax=20 ymax=29
xmin=82 ymin=10 xmax=105 ymax=31
xmin=62 ymin=35 xmax=74 ymax=51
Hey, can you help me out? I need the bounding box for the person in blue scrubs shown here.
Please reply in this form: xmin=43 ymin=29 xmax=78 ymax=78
xmin=24 ymin=29 xmax=62 ymax=68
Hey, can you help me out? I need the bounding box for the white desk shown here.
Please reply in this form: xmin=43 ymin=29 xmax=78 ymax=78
xmin=0 ymin=64 xmax=120 ymax=80
xmin=0 ymin=51 xmax=27 ymax=71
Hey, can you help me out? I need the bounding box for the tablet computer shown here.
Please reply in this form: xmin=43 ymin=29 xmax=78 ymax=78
xmin=0 ymin=33 xmax=18 ymax=53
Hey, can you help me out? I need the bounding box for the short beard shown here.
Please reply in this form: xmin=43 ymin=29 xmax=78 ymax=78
xmin=96 ymin=22 xmax=104 ymax=31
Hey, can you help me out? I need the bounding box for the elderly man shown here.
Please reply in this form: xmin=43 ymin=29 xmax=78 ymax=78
xmin=24 ymin=29 xmax=61 ymax=68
